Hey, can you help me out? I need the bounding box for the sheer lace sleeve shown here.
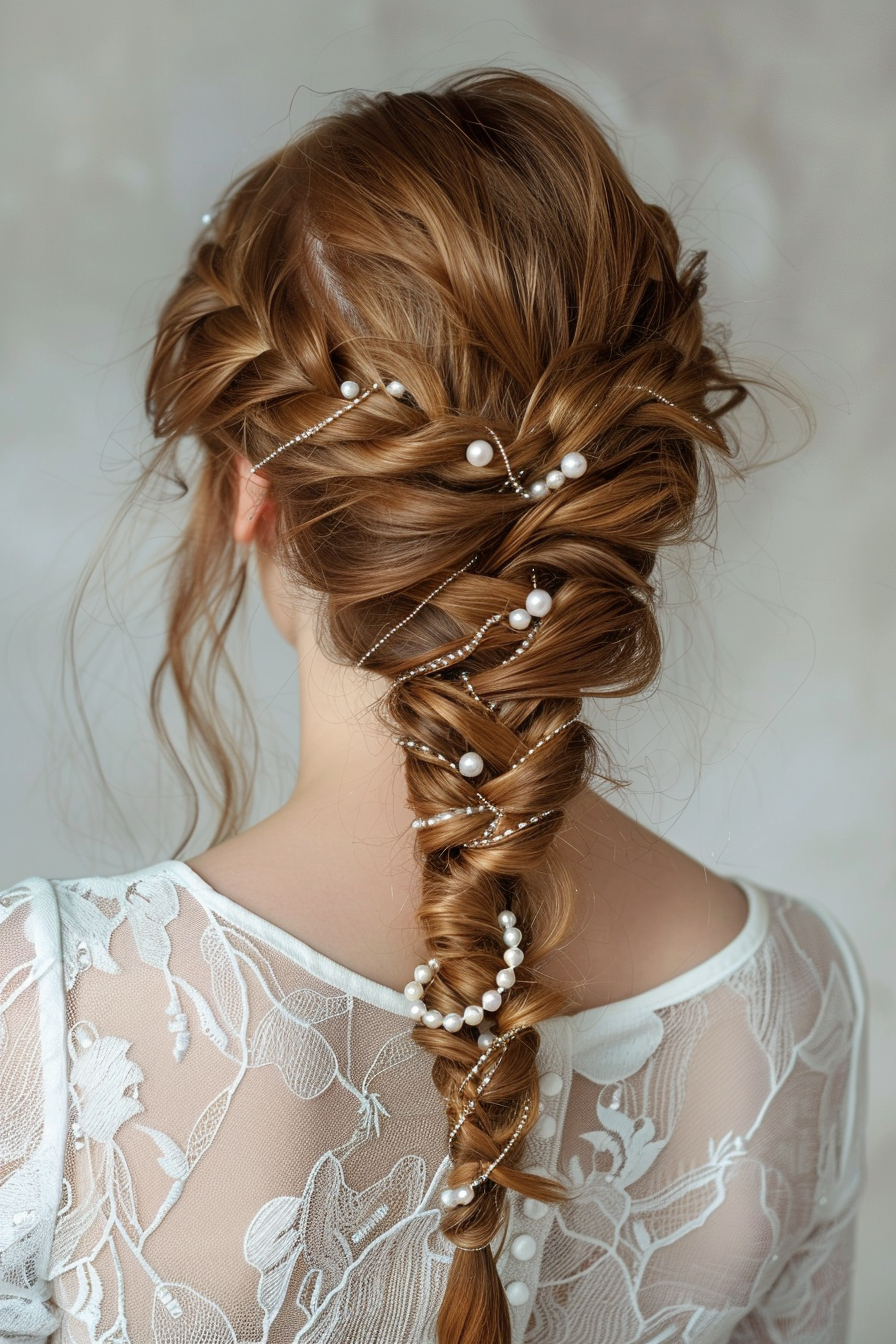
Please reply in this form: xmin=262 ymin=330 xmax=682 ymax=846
xmin=0 ymin=879 xmax=66 ymax=1342
xmin=538 ymin=891 xmax=867 ymax=1344
xmin=727 ymin=904 xmax=868 ymax=1343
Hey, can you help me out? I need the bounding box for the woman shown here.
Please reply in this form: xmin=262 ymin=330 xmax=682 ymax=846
xmin=0 ymin=70 xmax=865 ymax=1343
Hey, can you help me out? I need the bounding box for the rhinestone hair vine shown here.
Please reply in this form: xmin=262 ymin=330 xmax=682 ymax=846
xmin=249 ymin=378 xmax=407 ymax=476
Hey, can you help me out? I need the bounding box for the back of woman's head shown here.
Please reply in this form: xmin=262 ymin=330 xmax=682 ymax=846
xmin=145 ymin=68 xmax=744 ymax=1343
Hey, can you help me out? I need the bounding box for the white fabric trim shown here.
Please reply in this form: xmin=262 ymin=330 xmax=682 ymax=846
xmin=160 ymin=861 xmax=768 ymax=1029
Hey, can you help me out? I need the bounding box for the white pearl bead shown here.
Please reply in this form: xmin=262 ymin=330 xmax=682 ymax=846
xmin=503 ymin=927 xmax=523 ymax=948
xmin=508 ymin=607 xmax=532 ymax=631
xmin=414 ymin=964 xmax=434 ymax=984
xmin=505 ymin=1281 xmax=530 ymax=1306
xmin=478 ymin=1031 xmax=496 ymax=1049
xmin=463 ymin=1004 xmax=484 ymax=1026
xmin=422 ymin=1010 xmax=444 ymax=1029
xmin=525 ymin=588 xmax=552 ymax=618
xmin=497 ymin=910 xmax=517 ymax=929
xmin=440 ymin=1187 xmax=459 ymax=1209
xmin=511 ymin=1233 xmax=537 ymax=1262
xmin=539 ymin=1071 xmax=563 ymax=1097
xmin=409 ymin=1001 xmax=426 ymax=1020
xmin=504 ymin=947 xmax=524 ymax=968
xmin=546 ymin=469 xmax=565 ymax=490
xmin=339 ymin=380 xmax=360 ymax=399
xmin=529 ymin=479 xmax=549 ymax=499
xmin=481 ymin=989 xmax=503 ymax=1013
xmin=454 ymin=1184 xmax=475 ymax=1206
xmin=523 ymin=1197 xmax=549 ymax=1220
xmin=458 ymin=751 xmax=484 ymax=778
xmin=496 ymin=968 xmax=516 ymax=989
xmin=560 ymin=451 xmax=587 ymax=479
xmin=404 ymin=981 xmax=425 ymax=1001
xmin=465 ymin=438 xmax=494 ymax=467
xmin=443 ymin=1013 xmax=464 ymax=1033
xmin=385 ymin=379 xmax=406 ymax=397
xmin=200 ymin=212 xmax=213 ymax=225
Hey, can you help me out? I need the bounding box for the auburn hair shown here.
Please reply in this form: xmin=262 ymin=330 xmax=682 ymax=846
xmin=144 ymin=68 xmax=744 ymax=1344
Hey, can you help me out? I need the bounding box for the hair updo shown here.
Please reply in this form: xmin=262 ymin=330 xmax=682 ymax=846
xmin=145 ymin=68 xmax=745 ymax=1344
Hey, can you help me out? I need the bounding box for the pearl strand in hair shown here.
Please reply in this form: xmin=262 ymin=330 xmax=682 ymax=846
xmin=403 ymin=909 xmax=524 ymax=1035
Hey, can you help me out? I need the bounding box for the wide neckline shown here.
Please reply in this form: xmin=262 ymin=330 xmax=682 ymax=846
xmin=157 ymin=860 xmax=769 ymax=1030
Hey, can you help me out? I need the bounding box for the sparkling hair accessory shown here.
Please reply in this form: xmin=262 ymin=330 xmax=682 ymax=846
xmin=440 ymin=1025 xmax=532 ymax=1209
xmin=357 ymin=555 xmax=479 ymax=667
xmin=249 ymin=378 xmax=406 ymax=476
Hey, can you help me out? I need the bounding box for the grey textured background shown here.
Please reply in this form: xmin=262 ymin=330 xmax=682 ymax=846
xmin=1 ymin=2 xmax=893 ymax=1336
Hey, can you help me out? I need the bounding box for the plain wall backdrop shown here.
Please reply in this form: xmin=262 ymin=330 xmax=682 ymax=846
xmin=1 ymin=2 xmax=893 ymax=1337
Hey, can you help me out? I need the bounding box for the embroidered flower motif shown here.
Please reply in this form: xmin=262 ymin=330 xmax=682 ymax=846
xmin=69 ymin=1027 xmax=144 ymax=1144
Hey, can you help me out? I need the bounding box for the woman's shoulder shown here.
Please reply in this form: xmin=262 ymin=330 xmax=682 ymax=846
xmin=556 ymin=791 xmax=865 ymax=1021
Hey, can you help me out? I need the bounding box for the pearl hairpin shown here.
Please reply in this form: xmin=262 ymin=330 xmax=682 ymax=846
xmin=404 ymin=910 xmax=524 ymax=1032
xmin=465 ymin=427 xmax=588 ymax=502
xmin=507 ymin=585 xmax=552 ymax=631
xmin=461 ymin=384 xmax=710 ymax=507
xmin=396 ymin=737 xmax=502 ymax=838
xmin=249 ymin=376 xmax=405 ymax=476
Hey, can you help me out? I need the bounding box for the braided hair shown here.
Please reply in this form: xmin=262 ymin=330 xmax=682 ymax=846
xmin=145 ymin=68 xmax=744 ymax=1344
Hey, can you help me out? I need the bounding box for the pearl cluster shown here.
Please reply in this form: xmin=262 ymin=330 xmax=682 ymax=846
xmin=465 ymin=428 xmax=588 ymax=502
xmin=394 ymin=585 xmax=556 ymax=685
xmin=404 ymin=909 xmax=524 ymax=1033
xmin=249 ymin=376 xmax=406 ymax=477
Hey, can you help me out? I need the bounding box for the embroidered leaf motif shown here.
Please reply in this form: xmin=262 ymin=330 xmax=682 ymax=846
xmin=277 ymin=986 xmax=350 ymax=1026
xmin=185 ymin=1087 xmax=232 ymax=1170
xmin=112 ymin=1141 xmax=142 ymax=1236
xmin=136 ymin=1125 xmax=190 ymax=1181
xmin=0 ymin=994 xmax=43 ymax=1164
xmin=798 ymin=963 xmax=854 ymax=1074
xmin=49 ymin=1190 xmax=103 ymax=1277
xmin=200 ymin=925 xmax=245 ymax=1038
xmin=245 ymin=1194 xmax=304 ymax=1320
xmin=363 ymin=1031 xmax=419 ymax=1090
xmin=249 ymin=1011 xmax=339 ymax=1100
xmin=70 ymin=1035 xmax=144 ymax=1144
xmin=56 ymin=882 xmax=124 ymax=988
xmin=151 ymin=1284 xmax=237 ymax=1344
xmin=171 ymin=975 xmax=229 ymax=1054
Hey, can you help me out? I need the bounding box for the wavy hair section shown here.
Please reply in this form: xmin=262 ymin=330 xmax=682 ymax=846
xmin=143 ymin=69 xmax=746 ymax=1343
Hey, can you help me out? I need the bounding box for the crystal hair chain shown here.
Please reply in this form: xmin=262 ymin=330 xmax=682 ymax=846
xmin=357 ymin=554 xmax=479 ymax=667
xmin=248 ymin=377 xmax=406 ymax=476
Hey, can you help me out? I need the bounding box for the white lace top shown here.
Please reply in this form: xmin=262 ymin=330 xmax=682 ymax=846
xmin=0 ymin=861 xmax=865 ymax=1343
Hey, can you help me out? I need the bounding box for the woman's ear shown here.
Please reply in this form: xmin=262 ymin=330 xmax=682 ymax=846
xmin=233 ymin=455 xmax=271 ymax=545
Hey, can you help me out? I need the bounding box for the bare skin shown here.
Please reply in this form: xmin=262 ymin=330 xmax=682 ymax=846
xmin=188 ymin=459 xmax=747 ymax=1012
